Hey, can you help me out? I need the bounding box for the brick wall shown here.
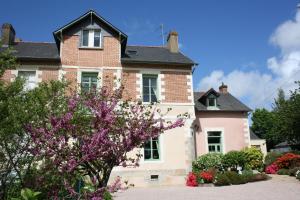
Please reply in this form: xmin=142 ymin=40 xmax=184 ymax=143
xmin=0 ymin=70 xmax=14 ymax=83
xmin=64 ymin=68 xmax=78 ymax=92
xmin=61 ymin=35 xmax=121 ymax=67
xmin=40 ymin=68 xmax=59 ymax=82
xmin=102 ymin=69 xmax=116 ymax=91
xmin=162 ymin=71 xmax=191 ymax=103
xmin=121 ymin=70 xmax=138 ymax=100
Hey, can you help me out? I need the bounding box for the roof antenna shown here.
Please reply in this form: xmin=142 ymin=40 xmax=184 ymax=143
xmin=160 ymin=24 xmax=165 ymax=46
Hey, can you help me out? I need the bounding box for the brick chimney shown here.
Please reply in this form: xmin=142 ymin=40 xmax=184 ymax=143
xmin=1 ymin=23 xmax=15 ymax=46
xmin=167 ymin=31 xmax=179 ymax=53
xmin=219 ymin=82 xmax=228 ymax=94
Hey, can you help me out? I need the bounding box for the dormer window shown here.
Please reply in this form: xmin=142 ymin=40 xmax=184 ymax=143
xmin=208 ymin=97 xmax=216 ymax=107
xmin=81 ymin=29 xmax=101 ymax=48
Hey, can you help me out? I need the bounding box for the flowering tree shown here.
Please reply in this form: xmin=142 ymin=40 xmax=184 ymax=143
xmin=26 ymin=86 xmax=185 ymax=199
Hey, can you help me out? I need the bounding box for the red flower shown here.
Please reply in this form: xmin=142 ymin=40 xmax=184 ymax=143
xmin=275 ymin=153 xmax=300 ymax=169
xmin=265 ymin=163 xmax=279 ymax=174
xmin=186 ymin=172 xmax=198 ymax=187
xmin=200 ymin=171 xmax=214 ymax=183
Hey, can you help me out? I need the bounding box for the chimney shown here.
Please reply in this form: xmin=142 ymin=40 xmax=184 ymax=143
xmin=219 ymin=82 xmax=228 ymax=94
xmin=1 ymin=23 xmax=15 ymax=47
xmin=167 ymin=31 xmax=179 ymax=53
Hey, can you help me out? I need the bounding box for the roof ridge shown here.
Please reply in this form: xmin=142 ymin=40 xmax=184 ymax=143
xmin=17 ymin=41 xmax=56 ymax=44
xmin=127 ymin=45 xmax=165 ymax=48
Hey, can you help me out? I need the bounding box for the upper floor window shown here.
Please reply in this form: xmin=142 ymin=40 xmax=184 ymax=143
xmin=81 ymin=72 xmax=98 ymax=93
xmin=208 ymin=97 xmax=216 ymax=107
xmin=18 ymin=71 xmax=37 ymax=90
xmin=81 ymin=29 xmax=101 ymax=48
xmin=142 ymin=74 xmax=158 ymax=103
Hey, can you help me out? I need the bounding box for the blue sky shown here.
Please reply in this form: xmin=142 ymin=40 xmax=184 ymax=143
xmin=1 ymin=0 xmax=300 ymax=109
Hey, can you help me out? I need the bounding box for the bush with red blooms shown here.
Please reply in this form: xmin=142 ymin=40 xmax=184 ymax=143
xmin=274 ymin=153 xmax=300 ymax=169
xmin=186 ymin=172 xmax=198 ymax=187
xmin=265 ymin=163 xmax=279 ymax=174
xmin=200 ymin=171 xmax=214 ymax=183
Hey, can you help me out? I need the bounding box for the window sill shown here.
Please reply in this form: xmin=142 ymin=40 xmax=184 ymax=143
xmin=79 ymin=47 xmax=103 ymax=50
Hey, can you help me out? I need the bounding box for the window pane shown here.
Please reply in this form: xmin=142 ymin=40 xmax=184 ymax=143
xmin=208 ymin=137 xmax=221 ymax=144
xmin=153 ymin=149 xmax=160 ymax=159
xmin=144 ymin=150 xmax=151 ymax=159
xmin=81 ymin=72 xmax=98 ymax=92
xmin=208 ymin=131 xmax=221 ymax=137
xmin=208 ymin=98 xmax=215 ymax=106
xmin=18 ymin=71 xmax=36 ymax=90
xmin=142 ymin=75 xmax=158 ymax=102
xmin=209 ymin=145 xmax=215 ymax=152
xmin=94 ymin=30 xmax=101 ymax=47
xmin=82 ymin=30 xmax=89 ymax=46
xmin=144 ymin=137 xmax=160 ymax=160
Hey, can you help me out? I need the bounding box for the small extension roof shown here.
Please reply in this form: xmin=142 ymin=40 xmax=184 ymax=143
xmin=194 ymin=90 xmax=252 ymax=112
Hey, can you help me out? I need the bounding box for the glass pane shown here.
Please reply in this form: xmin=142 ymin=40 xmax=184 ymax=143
xmin=209 ymin=145 xmax=215 ymax=152
xmin=144 ymin=150 xmax=151 ymax=160
xmin=217 ymin=145 xmax=221 ymax=152
xmin=207 ymin=131 xmax=221 ymax=137
xmin=18 ymin=71 xmax=36 ymax=90
xmin=143 ymin=77 xmax=149 ymax=86
xmin=150 ymin=77 xmax=157 ymax=87
xmin=153 ymin=149 xmax=159 ymax=159
xmin=82 ymin=30 xmax=89 ymax=46
xmin=152 ymin=139 xmax=158 ymax=150
xmin=208 ymin=98 xmax=215 ymax=106
xmin=144 ymin=141 xmax=151 ymax=149
xmin=143 ymin=95 xmax=149 ymax=102
xmin=94 ymin=30 xmax=100 ymax=47
xmin=208 ymin=137 xmax=221 ymax=144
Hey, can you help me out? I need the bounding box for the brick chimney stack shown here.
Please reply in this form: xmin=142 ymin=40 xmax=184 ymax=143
xmin=219 ymin=82 xmax=228 ymax=94
xmin=1 ymin=23 xmax=15 ymax=47
xmin=167 ymin=31 xmax=179 ymax=53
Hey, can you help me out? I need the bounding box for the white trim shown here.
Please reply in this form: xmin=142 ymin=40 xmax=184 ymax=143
xmin=204 ymin=127 xmax=225 ymax=153
xmin=140 ymin=134 xmax=164 ymax=164
xmin=77 ymin=69 xmax=103 ymax=92
xmin=10 ymin=70 xmax=18 ymax=82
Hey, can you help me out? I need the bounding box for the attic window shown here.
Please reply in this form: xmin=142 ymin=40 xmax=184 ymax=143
xmin=127 ymin=50 xmax=137 ymax=55
xmin=81 ymin=29 xmax=101 ymax=48
xmin=206 ymin=93 xmax=217 ymax=109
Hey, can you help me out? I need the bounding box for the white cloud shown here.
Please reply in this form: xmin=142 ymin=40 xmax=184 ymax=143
xmin=198 ymin=10 xmax=300 ymax=109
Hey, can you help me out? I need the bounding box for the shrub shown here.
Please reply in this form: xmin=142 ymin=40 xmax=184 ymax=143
xmin=275 ymin=153 xmax=300 ymax=169
xmin=242 ymin=147 xmax=264 ymax=170
xmin=265 ymin=163 xmax=279 ymax=174
xmin=241 ymin=170 xmax=254 ymax=182
xmin=277 ymin=169 xmax=289 ymax=175
xmin=222 ymin=151 xmax=246 ymax=171
xmin=214 ymin=173 xmax=231 ymax=186
xmin=186 ymin=172 xmax=198 ymax=187
xmin=296 ymin=172 xmax=300 ymax=181
xmin=192 ymin=153 xmax=224 ymax=172
xmin=199 ymin=171 xmax=214 ymax=183
xmin=288 ymin=167 xmax=300 ymax=176
xmin=224 ymin=171 xmax=247 ymax=185
xmin=264 ymin=152 xmax=283 ymax=166
xmin=247 ymin=173 xmax=269 ymax=182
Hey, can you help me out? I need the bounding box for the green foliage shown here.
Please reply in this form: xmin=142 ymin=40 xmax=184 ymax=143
xmin=0 ymin=46 xmax=18 ymax=77
xmin=296 ymin=172 xmax=300 ymax=181
xmin=214 ymin=173 xmax=231 ymax=186
xmin=103 ymin=190 xmax=113 ymax=200
xmin=222 ymin=151 xmax=246 ymax=171
xmin=264 ymin=152 xmax=283 ymax=166
xmin=242 ymin=147 xmax=264 ymax=171
xmin=277 ymin=169 xmax=289 ymax=175
xmin=192 ymin=153 xmax=224 ymax=172
xmin=11 ymin=188 xmax=41 ymax=200
xmin=246 ymin=173 xmax=269 ymax=182
xmin=223 ymin=171 xmax=247 ymax=185
xmin=241 ymin=170 xmax=254 ymax=182
xmin=288 ymin=167 xmax=300 ymax=176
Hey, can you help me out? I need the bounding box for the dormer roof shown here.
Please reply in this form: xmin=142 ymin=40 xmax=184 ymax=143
xmin=53 ymin=10 xmax=128 ymax=54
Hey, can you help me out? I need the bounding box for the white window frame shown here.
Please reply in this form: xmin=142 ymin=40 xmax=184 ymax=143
xmin=16 ymin=68 xmax=39 ymax=90
xmin=80 ymin=29 xmax=102 ymax=48
xmin=204 ymin=128 xmax=225 ymax=153
xmin=141 ymin=135 xmax=164 ymax=163
xmin=139 ymin=70 xmax=161 ymax=103
xmin=77 ymin=69 xmax=102 ymax=93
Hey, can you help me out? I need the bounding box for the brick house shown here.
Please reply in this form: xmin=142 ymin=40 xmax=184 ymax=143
xmin=0 ymin=10 xmax=264 ymax=187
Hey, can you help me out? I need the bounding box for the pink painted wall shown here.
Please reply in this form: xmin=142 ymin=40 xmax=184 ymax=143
xmin=194 ymin=111 xmax=250 ymax=157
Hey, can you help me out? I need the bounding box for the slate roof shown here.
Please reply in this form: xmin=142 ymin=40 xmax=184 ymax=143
xmin=194 ymin=91 xmax=252 ymax=112
xmin=0 ymin=42 xmax=60 ymax=61
xmin=122 ymin=46 xmax=195 ymax=65
xmin=250 ymin=130 xmax=262 ymax=140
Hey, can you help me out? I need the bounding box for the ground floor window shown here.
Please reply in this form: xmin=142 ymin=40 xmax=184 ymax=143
xmin=207 ymin=131 xmax=222 ymax=153
xmin=144 ymin=137 xmax=160 ymax=160
xmin=18 ymin=71 xmax=37 ymax=90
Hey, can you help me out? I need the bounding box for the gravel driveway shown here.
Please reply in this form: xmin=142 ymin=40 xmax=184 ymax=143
xmin=114 ymin=175 xmax=300 ymax=200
